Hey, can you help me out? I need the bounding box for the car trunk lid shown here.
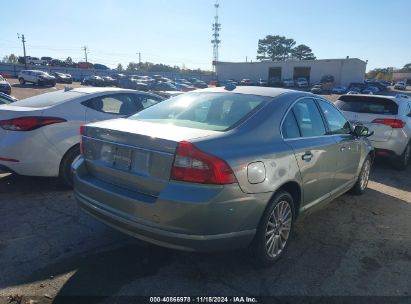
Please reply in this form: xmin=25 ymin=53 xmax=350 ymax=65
xmin=82 ymin=118 xmax=220 ymax=196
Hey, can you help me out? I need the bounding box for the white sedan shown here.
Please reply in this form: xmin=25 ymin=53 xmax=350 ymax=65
xmin=0 ymin=87 xmax=163 ymax=186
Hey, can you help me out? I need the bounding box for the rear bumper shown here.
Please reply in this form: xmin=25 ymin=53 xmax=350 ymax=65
xmin=370 ymin=133 xmax=409 ymax=157
xmin=73 ymin=158 xmax=268 ymax=252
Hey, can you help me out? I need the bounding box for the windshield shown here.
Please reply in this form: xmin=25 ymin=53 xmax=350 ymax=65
xmin=8 ymin=90 xmax=84 ymax=108
xmin=336 ymin=95 xmax=398 ymax=115
xmin=129 ymin=92 xmax=269 ymax=131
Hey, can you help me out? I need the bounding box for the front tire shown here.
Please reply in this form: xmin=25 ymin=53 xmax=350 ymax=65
xmin=252 ymin=191 xmax=294 ymax=265
xmin=350 ymin=155 xmax=372 ymax=195
xmin=59 ymin=145 xmax=80 ymax=188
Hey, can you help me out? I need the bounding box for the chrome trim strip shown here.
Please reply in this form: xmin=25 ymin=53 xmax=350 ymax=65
xmin=82 ymin=135 xmax=174 ymax=156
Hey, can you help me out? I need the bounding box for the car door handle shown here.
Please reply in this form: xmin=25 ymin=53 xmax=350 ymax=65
xmin=301 ymin=151 xmax=313 ymax=161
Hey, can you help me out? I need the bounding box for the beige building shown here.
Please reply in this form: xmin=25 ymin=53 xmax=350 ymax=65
xmin=216 ymin=58 xmax=366 ymax=86
xmin=392 ymin=72 xmax=411 ymax=83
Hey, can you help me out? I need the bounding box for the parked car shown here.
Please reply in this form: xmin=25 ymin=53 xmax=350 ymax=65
xmin=51 ymin=72 xmax=73 ymax=84
xmin=41 ymin=57 xmax=53 ymax=65
xmin=78 ymin=62 xmax=94 ymax=69
xmin=0 ymin=87 xmax=164 ymax=186
xmin=310 ymin=84 xmax=323 ymax=94
xmin=362 ymin=86 xmax=379 ymax=95
xmin=295 ymin=77 xmax=309 ymax=88
xmin=0 ymin=92 xmax=17 ymax=104
xmin=73 ymin=86 xmax=374 ymax=264
xmin=94 ymin=64 xmax=110 ymax=70
xmin=118 ymin=77 xmax=149 ymax=91
xmin=50 ymin=59 xmax=67 ymax=67
xmin=239 ymin=79 xmax=255 ymax=86
xmin=18 ymin=70 xmax=56 ymax=86
xmin=336 ymin=94 xmax=411 ymax=169
xmin=82 ymin=75 xmax=106 ymax=87
xmin=25 ymin=56 xmax=44 ymax=65
xmin=394 ymin=82 xmax=407 ymax=90
xmin=332 ymin=85 xmax=347 ymax=94
xmin=102 ymin=76 xmax=116 ymax=86
xmin=175 ymin=82 xmax=195 ymax=92
xmin=150 ymin=81 xmax=178 ymax=91
xmin=0 ymin=76 xmax=12 ymax=95
xmin=282 ymin=78 xmax=295 ymax=87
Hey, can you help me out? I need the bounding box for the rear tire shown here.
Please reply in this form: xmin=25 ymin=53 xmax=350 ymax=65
xmin=59 ymin=145 xmax=80 ymax=188
xmin=350 ymin=155 xmax=372 ymax=195
xmin=392 ymin=143 xmax=410 ymax=171
xmin=252 ymin=191 xmax=295 ymax=266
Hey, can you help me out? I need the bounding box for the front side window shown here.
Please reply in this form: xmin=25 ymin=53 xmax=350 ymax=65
xmin=129 ymin=92 xmax=268 ymax=131
xmin=318 ymin=99 xmax=352 ymax=135
xmin=291 ymin=98 xmax=326 ymax=137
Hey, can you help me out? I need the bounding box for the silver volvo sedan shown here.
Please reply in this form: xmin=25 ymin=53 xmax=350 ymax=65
xmin=73 ymin=86 xmax=374 ymax=264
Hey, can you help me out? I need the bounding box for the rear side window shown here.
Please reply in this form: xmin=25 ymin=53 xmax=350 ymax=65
xmin=282 ymin=111 xmax=300 ymax=138
xmin=291 ymin=98 xmax=327 ymax=137
xmin=130 ymin=92 xmax=268 ymax=131
xmin=336 ymin=96 xmax=398 ymax=115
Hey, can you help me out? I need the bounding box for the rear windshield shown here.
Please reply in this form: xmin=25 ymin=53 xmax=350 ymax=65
xmin=129 ymin=92 xmax=268 ymax=131
xmin=8 ymin=90 xmax=84 ymax=108
xmin=335 ymin=95 xmax=398 ymax=115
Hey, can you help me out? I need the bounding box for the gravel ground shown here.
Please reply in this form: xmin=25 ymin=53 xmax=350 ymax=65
xmin=1 ymin=81 xmax=410 ymax=303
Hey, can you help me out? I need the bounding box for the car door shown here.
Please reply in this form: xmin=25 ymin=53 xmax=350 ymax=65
xmin=317 ymin=98 xmax=361 ymax=195
xmin=283 ymin=97 xmax=338 ymax=208
xmin=84 ymin=93 xmax=139 ymax=123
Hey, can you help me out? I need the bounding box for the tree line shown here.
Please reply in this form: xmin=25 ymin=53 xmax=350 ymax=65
xmin=256 ymin=35 xmax=316 ymax=61
xmin=366 ymin=63 xmax=411 ymax=80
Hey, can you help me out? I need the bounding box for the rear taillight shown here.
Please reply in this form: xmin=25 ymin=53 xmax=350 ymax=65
xmin=372 ymin=118 xmax=406 ymax=129
xmin=171 ymin=141 xmax=236 ymax=185
xmin=0 ymin=116 xmax=66 ymax=131
xmin=79 ymin=125 xmax=85 ymax=155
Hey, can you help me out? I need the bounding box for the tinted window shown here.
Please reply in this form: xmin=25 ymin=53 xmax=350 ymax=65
xmin=292 ymin=99 xmax=326 ymax=137
xmin=318 ymin=99 xmax=351 ymax=135
xmin=282 ymin=111 xmax=300 ymax=138
xmin=130 ymin=92 xmax=268 ymax=131
xmin=336 ymin=95 xmax=398 ymax=115
xmin=85 ymin=94 xmax=140 ymax=115
xmin=132 ymin=95 xmax=162 ymax=109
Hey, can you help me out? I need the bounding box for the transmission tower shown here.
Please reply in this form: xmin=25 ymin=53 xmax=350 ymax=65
xmin=211 ymin=1 xmax=221 ymax=73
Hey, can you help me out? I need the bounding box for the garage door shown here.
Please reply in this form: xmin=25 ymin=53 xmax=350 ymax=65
xmin=293 ymin=67 xmax=311 ymax=82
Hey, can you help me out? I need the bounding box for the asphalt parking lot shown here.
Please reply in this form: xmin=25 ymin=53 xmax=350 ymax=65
xmin=1 ymin=82 xmax=411 ymax=303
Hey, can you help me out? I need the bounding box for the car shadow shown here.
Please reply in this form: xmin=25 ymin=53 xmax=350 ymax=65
xmin=371 ymin=159 xmax=411 ymax=193
xmin=0 ymin=185 xmax=409 ymax=299
xmin=0 ymin=173 xmax=68 ymax=193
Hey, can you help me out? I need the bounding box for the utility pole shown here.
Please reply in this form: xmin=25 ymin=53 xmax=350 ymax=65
xmin=136 ymin=52 xmax=141 ymax=70
xmin=83 ymin=46 xmax=89 ymax=62
xmin=17 ymin=33 xmax=27 ymax=69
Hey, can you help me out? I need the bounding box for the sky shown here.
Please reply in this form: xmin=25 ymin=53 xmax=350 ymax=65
xmin=1 ymin=0 xmax=410 ymax=71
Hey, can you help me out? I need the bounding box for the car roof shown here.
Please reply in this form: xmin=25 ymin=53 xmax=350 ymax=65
xmin=197 ymin=86 xmax=298 ymax=98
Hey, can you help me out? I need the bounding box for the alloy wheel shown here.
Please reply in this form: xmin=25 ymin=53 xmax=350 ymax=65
xmin=265 ymin=200 xmax=292 ymax=258
xmin=360 ymin=159 xmax=371 ymax=190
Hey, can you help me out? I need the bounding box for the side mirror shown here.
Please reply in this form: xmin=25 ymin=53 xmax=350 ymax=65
xmin=353 ymin=125 xmax=374 ymax=137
